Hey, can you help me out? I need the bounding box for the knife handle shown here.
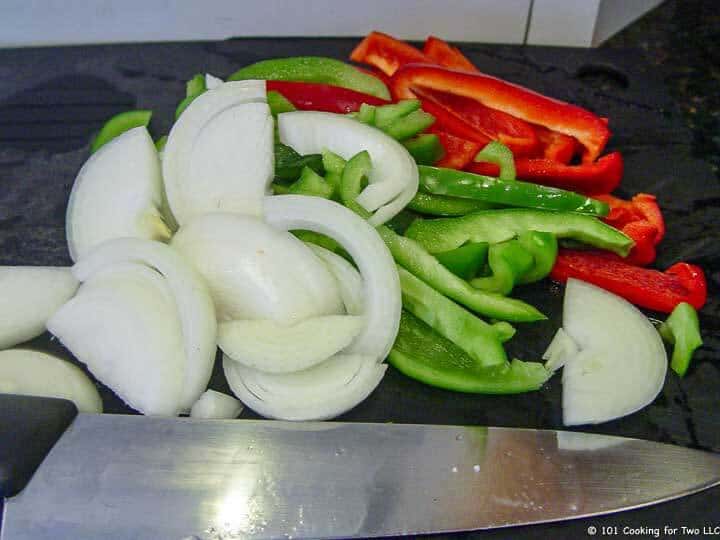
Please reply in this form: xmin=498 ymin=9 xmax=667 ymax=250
xmin=0 ymin=394 xmax=78 ymax=498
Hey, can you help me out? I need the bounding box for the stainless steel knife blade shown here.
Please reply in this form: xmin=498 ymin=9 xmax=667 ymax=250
xmin=2 ymin=414 xmax=719 ymax=540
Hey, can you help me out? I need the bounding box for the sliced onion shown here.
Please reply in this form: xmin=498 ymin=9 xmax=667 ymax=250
xmin=277 ymin=111 xmax=418 ymax=226
xmin=162 ymin=80 xmax=273 ymax=224
xmin=264 ymin=195 xmax=401 ymax=360
xmin=171 ymin=213 xmax=343 ymax=323
xmin=219 ymin=315 xmax=365 ymax=373
xmin=307 ymin=245 xmax=364 ymax=316
xmin=190 ymin=389 xmax=243 ymax=419
xmin=48 ymin=263 xmax=186 ymax=415
xmin=561 ymin=278 xmax=667 ymax=426
xmin=223 ymin=353 xmax=385 ymax=421
xmin=205 ymin=73 xmax=223 ymax=90
xmin=0 ymin=266 xmax=78 ymax=349
xmin=542 ymin=327 xmax=579 ymax=373
xmin=70 ymin=238 xmax=217 ymax=411
xmin=0 ymin=349 xmax=103 ymax=413
xmin=66 ymin=126 xmax=170 ymax=261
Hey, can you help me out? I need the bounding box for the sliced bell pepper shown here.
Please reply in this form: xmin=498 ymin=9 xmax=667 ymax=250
xmin=287 ymin=166 xmax=334 ymax=198
xmin=350 ymin=31 xmax=433 ymax=76
xmin=407 ymin=191 xmax=493 ymax=216
xmin=474 ymin=141 xmax=516 ymax=181
xmin=516 ymin=230 xmax=558 ymax=284
xmin=389 ymin=311 xmax=550 ymax=394
xmin=659 ymin=302 xmax=703 ymax=377
xmin=468 ymin=151 xmax=624 ymax=195
xmin=435 ymin=242 xmax=489 ymax=280
xmin=266 ymin=90 xmax=297 ymax=116
xmin=265 ymin=80 xmax=388 ymax=114
xmin=471 ymin=239 xmax=535 ymax=295
xmin=274 ymin=143 xmax=324 ymax=181
xmin=405 ymin=208 xmax=633 ymax=256
xmin=354 ymin=65 xmax=392 ymax=87
xmin=550 ymin=250 xmax=707 ymax=313
xmin=229 ymin=57 xmax=391 ymax=100
xmin=423 ymin=36 xmax=479 ymax=72
xmin=91 ymin=110 xmax=152 ymax=153
xmin=418 ymin=166 xmax=609 ymax=215
xmin=402 ymin=134 xmax=445 ymax=165
xmin=415 ymin=87 xmax=538 ymax=156
xmin=391 ymin=64 xmax=610 ymax=162
xmin=430 ymin=128 xmax=482 ymax=169
xmin=533 ymin=125 xmax=577 ymax=164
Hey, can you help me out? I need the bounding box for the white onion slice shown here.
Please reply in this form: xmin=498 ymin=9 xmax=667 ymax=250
xmin=163 ymin=80 xmax=272 ymax=224
xmin=561 ymin=278 xmax=667 ymax=426
xmin=542 ymin=327 xmax=579 ymax=373
xmin=264 ymin=195 xmax=401 ymax=360
xmin=205 ymin=73 xmax=224 ymax=90
xmin=0 ymin=266 xmax=78 ymax=349
xmin=190 ymin=389 xmax=243 ymax=419
xmin=219 ymin=315 xmax=365 ymax=373
xmin=66 ymin=126 xmax=170 ymax=261
xmin=48 ymin=263 xmax=186 ymax=416
xmin=308 ymin=245 xmax=364 ymax=316
xmin=223 ymin=353 xmax=385 ymax=421
xmin=277 ymin=111 xmax=418 ymax=226
xmin=171 ymin=213 xmax=343 ymax=323
xmin=0 ymin=349 xmax=103 ymax=413
xmin=70 ymin=238 xmax=217 ymax=411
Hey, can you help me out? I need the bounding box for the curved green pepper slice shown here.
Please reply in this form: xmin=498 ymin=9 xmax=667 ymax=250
xmin=471 ymin=240 xmax=534 ymax=295
xmin=407 ymin=191 xmax=493 ymax=216
xmin=435 ymin=242 xmax=488 ymax=280
xmin=516 ymin=230 xmax=558 ymax=284
xmin=474 ymin=140 xmax=516 ymax=181
xmin=659 ymin=302 xmax=703 ymax=377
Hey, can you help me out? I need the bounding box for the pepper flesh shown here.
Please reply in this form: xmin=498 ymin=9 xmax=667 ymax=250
xmin=391 ymin=64 xmax=610 ymax=162
xmin=423 ymin=36 xmax=479 ymax=72
xmin=405 ymin=208 xmax=633 ymax=256
xmin=435 ymin=242 xmax=489 ymax=280
xmin=550 ymin=250 xmax=707 ymax=313
xmin=407 ymin=191 xmax=493 ymax=216
xmin=229 ymin=57 xmax=391 ymax=100
xmin=418 ymin=166 xmax=609 ymax=215
xmin=266 ymin=80 xmax=388 ymax=113
xmin=659 ymin=302 xmax=703 ymax=377
xmin=402 ymin=134 xmax=445 ymax=165
xmin=350 ymin=31 xmax=433 ymax=76
xmin=389 ymin=311 xmax=550 ymax=394
xmin=430 ymin=128 xmax=482 ymax=169
xmin=471 ymin=240 xmax=535 ymax=295
xmin=468 ymin=152 xmax=624 ymax=195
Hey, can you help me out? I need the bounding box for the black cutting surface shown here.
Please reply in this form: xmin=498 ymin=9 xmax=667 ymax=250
xmin=0 ymin=37 xmax=718 ymax=538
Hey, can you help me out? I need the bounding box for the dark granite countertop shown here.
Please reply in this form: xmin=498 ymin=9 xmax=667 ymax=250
xmin=605 ymin=0 xmax=719 ymax=180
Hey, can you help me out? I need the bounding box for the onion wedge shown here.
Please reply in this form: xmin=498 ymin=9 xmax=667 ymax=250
xmin=277 ymin=111 xmax=418 ymax=225
xmin=223 ymin=353 xmax=385 ymax=421
xmin=264 ymin=195 xmax=401 ymax=360
xmin=219 ymin=315 xmax=365 ymax=373
xmin=66 ymin=238 xmax=217 ymax=412
xmin=0 ymin=266 xmax=78 ymax=349
xmin=561 ymin=278 xmax=668 ymax=426
xmin=66 ymin=126 xmax=170 ymax=261
xmin=171 ymin=213 xmax=343 ymax=323
xmin=190 ymin=389 xmax=243 ymax=419
xmin=162 ymin=80 xmax=273 ymax=224
xmin=0 ymin=349 xmax=102 ymax=413
xmin=308 ymin=245 xmax=364 ymax=316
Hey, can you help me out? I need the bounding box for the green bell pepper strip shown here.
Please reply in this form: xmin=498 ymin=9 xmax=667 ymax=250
xmin=435 ymin=242 xmax=488 ymax=280
xmin=516 ymin=230 xmax=558 ymax=284
xmin=274 ymin=143 xmax=324 ymax=181
xmin=471 ymin=239 xmax=535 ymax=295
xmin=154 ymin=135 xmax=168 ymax=153
xmin=373 ymin=99 xmax=421 ymax=127
xmin=337 ymin=151 xmax=546 ymax=323
xmin=356 ymin=103 xmax=376 ymax=124
xmin=418 ymin=166 xmax=609 ymax=216
xmin=407 ymin=191 xmax=493 ymax=216
xmin=405 ymin=208 xmax=633 ymax=256
xmin=288 ymin=166 xmax=334 ymax=198
xmin=389 ymin=311 xmax=550 ymax=394
xmin=398 ymin=267 xmax=508 ymax=366
xmin=402 ymin=134 xmax=444 ymax=165
xmin=228 ymin=57 xmax=391 ymax=100
xmin=90 ymin=110 xmax=152 ymax=153
xmin=474 ymin=140 xmax=516 ymax=181
xmin=175 ymin=74 xmax=207 ymax=119
xmin=267 ymin=90 xmax=297 ymax=116
xmin=293 ymin=230 xmax=342 ymax=253
xmin=383 ymin=109 xmax=435 ymax=141
xmin=659 ymin=302 xmax=703 ymax=377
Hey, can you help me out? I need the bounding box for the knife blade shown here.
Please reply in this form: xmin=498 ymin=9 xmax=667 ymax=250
xmin=1 ymin=396 xmax=719 ymax=540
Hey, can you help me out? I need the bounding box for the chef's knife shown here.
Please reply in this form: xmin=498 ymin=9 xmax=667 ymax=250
xmin=1 ymin=394 xmax=719 ymax=540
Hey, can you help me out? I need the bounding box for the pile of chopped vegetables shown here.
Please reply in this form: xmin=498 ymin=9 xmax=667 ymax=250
xmin=0 ymin=32 xmax=706 ymax=425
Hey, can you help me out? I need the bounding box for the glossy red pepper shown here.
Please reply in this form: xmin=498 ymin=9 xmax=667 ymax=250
xmin=533 ymin=125 xmax=577 ymax=164
xmin=350 ymin=31 xmax=433 ymax=76
xmin=430 ymin=127 xmax=482 ymax=169
xmin=391 ymin=64 xmax=610 ymax=162
xmin=266 ymin=80 xmax=388 ymax=113
xmin=423 ymin=36 xmax=479 ymax=72
xmin=468 ymin=152 xmax=623 ymax=195
xmin=415 ymin=87 xmax=538 ymax=155
xmin=551 ymin=250 xmax=707 ymax=313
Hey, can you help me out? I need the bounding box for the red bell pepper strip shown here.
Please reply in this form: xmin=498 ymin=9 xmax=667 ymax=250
xmin=391 ymin=64 xmax=610 ymax=162
xmin=619 ymin=221 xmax=659 ymax=266
xmin=468 ymin=151 xmax=623 ymax=195
xmin=266 ymin=80 xmax=388 ymax=114
xmin=350 ymin=31 xmax=433 ymax=76
xmin=430 ymin=128 xmax=482 ymax=169
xmin=551 ymin=250 xmax=707 ymax=313
xmin=423 ymin=36 xmax=479 ymax=72
xmin=533 ymin=125 xmax=577 ymax=164
xmin=414 ymin=86 xmax=538 ymax=155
